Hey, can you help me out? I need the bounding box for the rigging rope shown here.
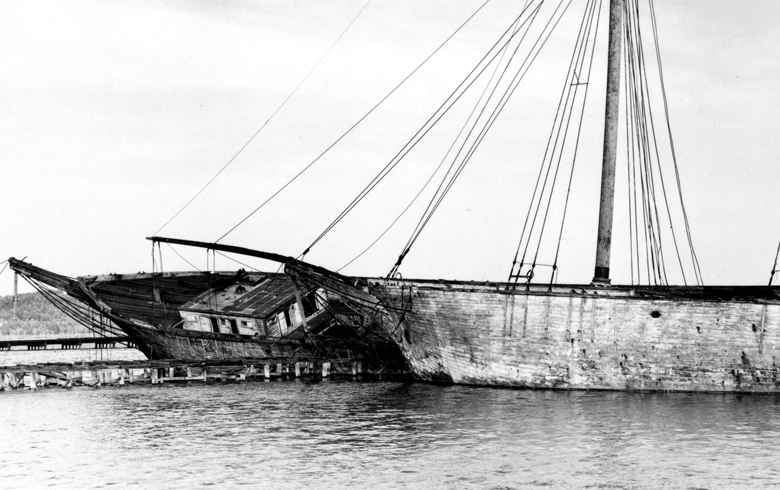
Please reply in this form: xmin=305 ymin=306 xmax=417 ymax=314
xmin=628 ymin=0 xmax=668 ymax=285
xmin=502 ymin=0 xmax=700 ymax=288
xmin=21 ymin=275 xmax=126 ymax=339
xmin=548 ymin=0 xmax=604 ymax=287
xmin=215 ymin=251 xmax=262 ymax=272
xmin=391 ymin=0 xmax=574 ymax=278
xmin=617 ymin=0 xmax=702 ymax=287
xmin=336 ymin=11 xmax=527 ymax=273
xmin=507 ymin=0 xmax=598 ymax=288
xmin=164 ymin=243 xmax=202 ymax=272
xmin=530 ymin=0 xmax=601 ymax=275
xmin=338 ymin=2 xmax=541 ymax=273
xmin=624 ymin=0 xmax=658 ymax=284
xmin=153 ymin=0 xmax=373 ymax=237
xmin=623 ymin=28 xmax=638 ymax=285
xmin=647 ymin=0 xmax=703 ymax=285
xmin=303 ymin=1 xmax=545 ymax=259
xmin=770 ymin=239 xmax=780 ymax=286
xmin=216 ymin=0 xmax=494 ymax=244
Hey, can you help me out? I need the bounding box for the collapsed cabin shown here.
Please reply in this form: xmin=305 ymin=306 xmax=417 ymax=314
xmin=177 ymin=272 xmax=330 ymax=338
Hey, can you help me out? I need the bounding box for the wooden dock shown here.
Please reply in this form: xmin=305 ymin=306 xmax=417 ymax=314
xmin=0 ymin=357 xmax=409 ymax=390
xmin=0 ymin=336 xmax=135 ymax=351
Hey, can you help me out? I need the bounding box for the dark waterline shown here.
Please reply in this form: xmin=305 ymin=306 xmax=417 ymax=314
xmin=3 ymin=379 xmax=780 ymax=489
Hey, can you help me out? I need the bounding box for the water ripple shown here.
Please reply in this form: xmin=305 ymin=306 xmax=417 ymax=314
xmin=2 ymin=382 xmax=780 ymax=488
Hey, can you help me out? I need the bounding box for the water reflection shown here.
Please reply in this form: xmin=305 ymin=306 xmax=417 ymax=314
xmin=3 ymin=382 xmax=780 ymax=489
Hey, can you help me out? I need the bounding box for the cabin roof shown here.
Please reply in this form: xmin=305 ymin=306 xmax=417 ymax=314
xmin=180 ymin=273 xmax=299 ymax=318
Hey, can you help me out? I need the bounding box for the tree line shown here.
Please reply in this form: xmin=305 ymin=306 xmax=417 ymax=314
xmin=0 ymin=292 xmax=91 ymax=336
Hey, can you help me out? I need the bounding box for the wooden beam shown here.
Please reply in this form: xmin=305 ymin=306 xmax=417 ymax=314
xmin=13 ymin=272 xmax=18 ymax=319
xmin=146 ymin=236 xmax=350 ymax=283
xmin=8 ymin=258 xmax=88 ymax=300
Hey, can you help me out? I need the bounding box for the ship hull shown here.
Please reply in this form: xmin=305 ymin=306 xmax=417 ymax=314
xmin=289 ymin=265 xmax=780 ymax=392
xmin=8 ymin=257 xmax=404 ymax=369
xmin=109 ymin=316 xmax=306 ymax=361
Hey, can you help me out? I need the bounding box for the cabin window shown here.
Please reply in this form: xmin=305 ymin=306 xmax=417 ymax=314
xmin=241 ymin=321 xmax=248 ymax=327
xmin=266 ymin=315 xmax=277 ymax=335
xmin=291 ymin=303 xmax=302 ymax=325
xmin=210 ymin=317 xmax=219 ymax=333
xmin=302 ymin=291 xmax=318 ymax=317
xmin=315 ymin=288 xmax=326 ymax=310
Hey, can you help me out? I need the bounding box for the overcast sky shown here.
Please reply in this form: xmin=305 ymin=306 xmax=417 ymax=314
xmin=2 ymin=0 xmax=779 ymax=296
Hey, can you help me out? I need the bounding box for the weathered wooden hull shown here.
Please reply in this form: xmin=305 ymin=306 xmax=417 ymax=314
xmin=289 ymin=265 xmax=780 ymax=392
xmin=109 ymin=316 xmax=307 ymax=361
xmin=8 ymin=258 xmax=403 ymax=368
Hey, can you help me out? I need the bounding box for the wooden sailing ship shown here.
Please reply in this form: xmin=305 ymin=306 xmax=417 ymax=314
xmin=8 ymin=1 xmax=778 ymax=392
xmin=7 ymin=257 xmax=406 ymax=372
xmin=147 ymin=0 xmax=779 ymax=392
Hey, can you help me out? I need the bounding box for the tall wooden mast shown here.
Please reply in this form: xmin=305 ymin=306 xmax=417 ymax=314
xmin=592 ymin=0 xmax=623 ymax=285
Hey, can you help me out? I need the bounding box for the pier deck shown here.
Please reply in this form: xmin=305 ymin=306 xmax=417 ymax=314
xmin=0 ymin=336 xmax=134 ymax=351
xmin=0 ymin=357 xmax=410 ymax=390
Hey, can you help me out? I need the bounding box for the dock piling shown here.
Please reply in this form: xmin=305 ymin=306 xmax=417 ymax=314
xmin=0 ymin=357 xmax=392 ymax=391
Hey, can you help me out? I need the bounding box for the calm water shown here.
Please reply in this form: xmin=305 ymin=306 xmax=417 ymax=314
xmin=3 ymin=374 xmax=780 ymax=490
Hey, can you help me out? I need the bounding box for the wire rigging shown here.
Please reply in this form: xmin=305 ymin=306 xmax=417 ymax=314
xmin=302 ymin=1 xmax=545 ymax=259
xmin=507 ymin=0 xmax=599 ymax=288
xmin=152 ymin=0 xmax=373 ymax=237
xmin=529 ymin=0 xmax=601 ymax=275
xmin=502 ymin=0 xmax=701 ymax=288
xmin=626 ymin=0 xmax=668 ymax=285
xmin=619 ymin=0 xmax=702 ymax=287
xmin=216 ymin=0 xmax=493 ymax=244
xmin=215 ymin=251 xmax=263 ymax=273
xmin=18 ymin=274 xmax=128 ymax=341
xmin=336 ymin=11 xmax=526 ymax=273
xmin=164 ymin=243 xmax=202 ymax=272
xmin=391 ymin=0 xmax=575 ymax=278
xmin=647 ymin=0 xmax=703 ymax=285
xmin=548 ymin=0 xmax=604 ymax=287
xmin=770 ymin=239 xmax=780 ymax=286
xmin=149 ymin=0 xmax=705 ymax=290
